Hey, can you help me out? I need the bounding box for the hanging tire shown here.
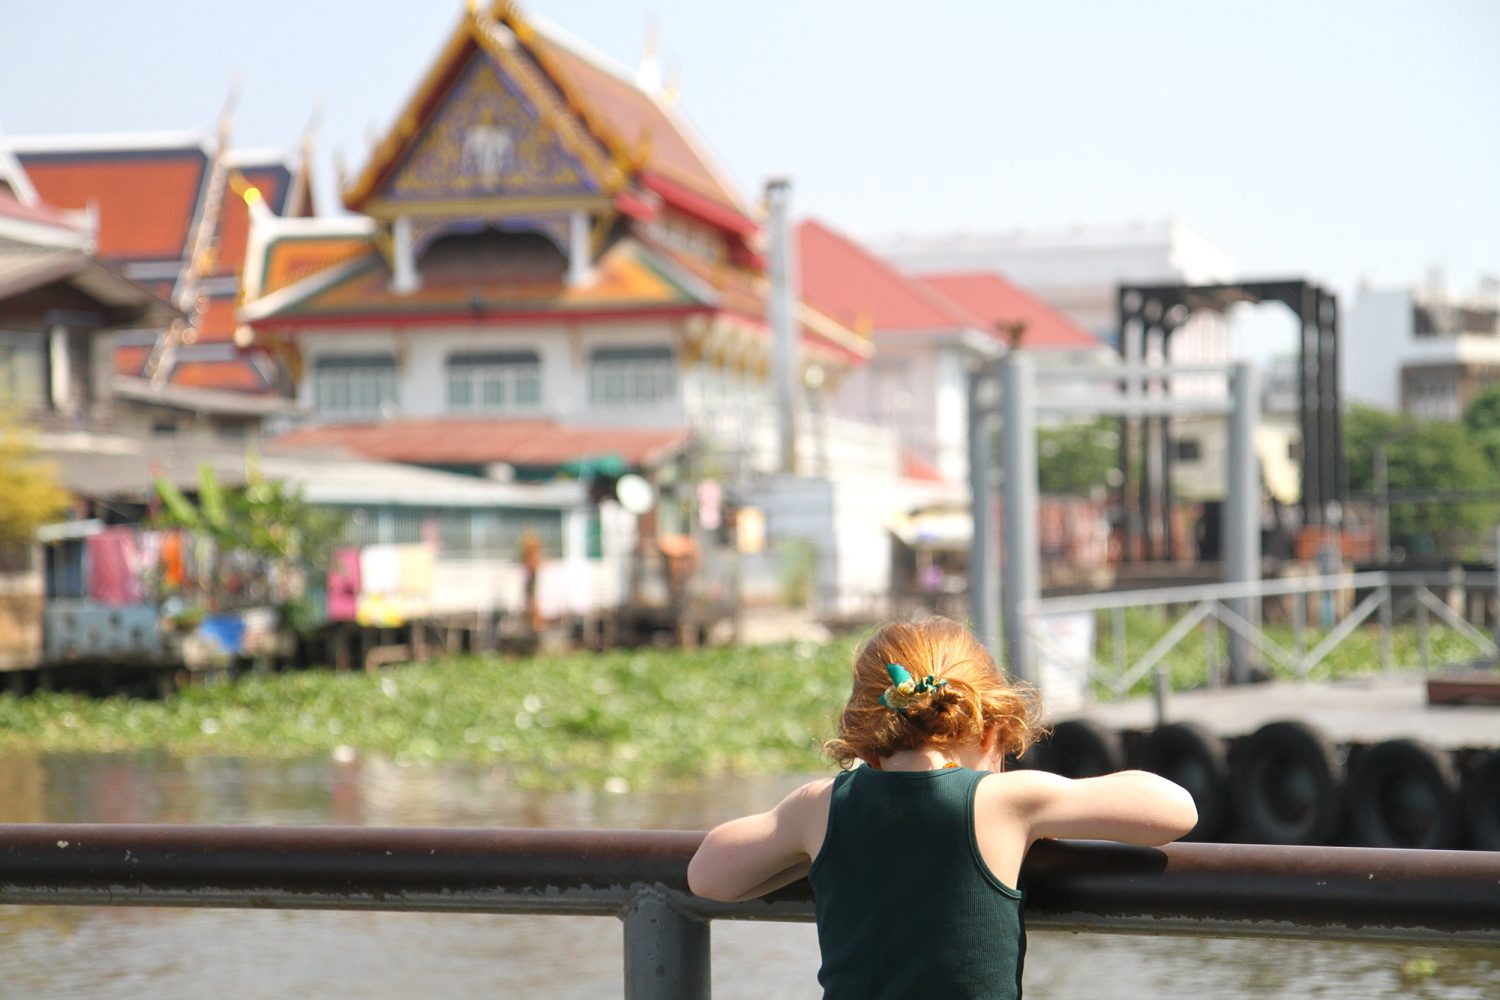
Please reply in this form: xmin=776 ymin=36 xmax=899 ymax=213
xmin=1347 ymin=739 xmax=1461 ymax=849
xmin=1046 ymin=719 xmax=1126 ymax=778
xmin=1461 ymin=749 xmax=1500 ymax=851
xmin=1137 ymin=722 xmax=1230 ymax=842
xmin=1229 ymin=720 xmax=1344 ymax=845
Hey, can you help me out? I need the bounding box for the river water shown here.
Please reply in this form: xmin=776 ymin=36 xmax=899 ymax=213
xmin=0 ymin=751 xmax=1494 ymax=999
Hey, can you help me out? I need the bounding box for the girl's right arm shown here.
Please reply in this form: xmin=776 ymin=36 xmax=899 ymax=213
xmin=686 ymin=777 xmax=832 ymax=902
xmin=995 ymin=769 xmax=1198 ymax=846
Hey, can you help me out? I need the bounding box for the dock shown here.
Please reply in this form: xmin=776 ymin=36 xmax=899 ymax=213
xmin=1063 ymin=671 xmax=1500 ymax=751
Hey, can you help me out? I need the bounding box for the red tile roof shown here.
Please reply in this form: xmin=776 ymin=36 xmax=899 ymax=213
xmin=917 ymin=272 xmax=1102 ymax=350
xmin=798 ymin=219 xmax=981 ymax=335
xmin=274 ymin=417 xmax=689 ymax=468
xmin=114 ymin=344 xmax=150 ymax=377
xmin=650 ymin=239 xmax=872 ymax=367
xmin=20 ymin=148 xmax=207 ymax=260
xmin=169 ymin=357 xmax=273 ymax=394
xmin=189 ymin=299 xmax=240 ymax=344
xmin=530 ymin=32 xmax=749 ymax=225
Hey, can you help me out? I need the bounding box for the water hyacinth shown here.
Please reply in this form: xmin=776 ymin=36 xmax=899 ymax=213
xmin=0 ymin=642 xmax=859 ymax=790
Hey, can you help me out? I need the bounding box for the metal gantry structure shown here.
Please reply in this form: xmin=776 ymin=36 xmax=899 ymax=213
xmin=1115 ymin=280 xmax=1342 ymax=562
xmin=969 ymin=353 xmax=1262 ymax=685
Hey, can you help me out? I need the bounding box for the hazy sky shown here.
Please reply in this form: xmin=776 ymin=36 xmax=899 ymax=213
xmin=3 ymin=0 xmax=1496 ymax=317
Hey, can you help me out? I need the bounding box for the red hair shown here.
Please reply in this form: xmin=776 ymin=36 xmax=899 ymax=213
xmin=823 ymin=617 xmax=1044 ymax=766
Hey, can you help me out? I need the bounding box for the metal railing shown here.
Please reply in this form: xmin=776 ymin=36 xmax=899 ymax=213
xmin=1025 ymin=569 xmax=1499 ymax=699
xmin=2 ymin=824 xmax=1497 ymax=1000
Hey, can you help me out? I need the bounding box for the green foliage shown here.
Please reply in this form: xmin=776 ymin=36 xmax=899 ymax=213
xmin=0 ymin=641 xmax=859 ymax=789
xmin=1343 ymin=405 xmax=1499 ymax=555
xmin=0 ymin=413 xmax=72 ymax=550
xmin=1037 ymin=419 xmax=1119 ymax=496
xmin=152 ymin=462 xmax=344 ymax=569
xmin=1461 ymin=381 xmax=1500 ymax=436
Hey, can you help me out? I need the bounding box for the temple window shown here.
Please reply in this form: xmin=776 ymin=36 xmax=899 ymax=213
xmin=588 ymin=345 xmax=677 ymax=408
xmin=0 ymin=332 xmax=46 ymax=410
xmin=446 ymin=350 xmax=542 ymax=413
xmin=312 ymin=355 xmax=398 ymax=420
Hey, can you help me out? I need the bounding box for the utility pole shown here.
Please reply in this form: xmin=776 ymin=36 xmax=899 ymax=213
xmin=765 ymin=178 xmax=798 ymax=475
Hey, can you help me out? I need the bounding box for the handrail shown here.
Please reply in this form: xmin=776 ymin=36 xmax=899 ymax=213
xmin=1026 ymin=569 xmax=1465 ymax=616
xmin=2 ymin=824 xmax=1496 ymax=942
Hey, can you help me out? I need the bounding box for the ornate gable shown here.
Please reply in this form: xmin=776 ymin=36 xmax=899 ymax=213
xmin=375 ymin=48 xmax=603 ymax=213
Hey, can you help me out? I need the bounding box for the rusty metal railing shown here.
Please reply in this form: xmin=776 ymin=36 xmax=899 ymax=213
xmin=2 ymin=825 xmax=1498 ymax=999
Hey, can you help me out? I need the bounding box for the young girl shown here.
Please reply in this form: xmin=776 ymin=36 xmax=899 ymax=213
xmin=687 ymin=617 xmax=1197 ymax=999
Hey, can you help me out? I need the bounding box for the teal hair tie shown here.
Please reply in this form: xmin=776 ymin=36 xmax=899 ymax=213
xmin=879 ymin=662 xmax=947 ymax=713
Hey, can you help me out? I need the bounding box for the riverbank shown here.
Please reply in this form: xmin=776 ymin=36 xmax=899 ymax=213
xmin=0 ymin=616 xmax=1465 ymax=791
xmin=0 ymin=641 xmax=857 ymax=789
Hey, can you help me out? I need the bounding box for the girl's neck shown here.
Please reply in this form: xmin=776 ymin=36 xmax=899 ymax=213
xmin=876 ymin=745 xmax=994 ymax=773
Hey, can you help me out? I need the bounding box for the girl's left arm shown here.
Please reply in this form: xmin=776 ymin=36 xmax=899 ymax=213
xmin=686 ymin=778 xmax=831 ymax=902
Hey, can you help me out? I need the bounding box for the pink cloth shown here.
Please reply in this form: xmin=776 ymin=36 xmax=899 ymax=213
xmin=87 ymin=528 xmax=143 ymax=605
xmin=327 ymin=547 xmax=362 ymax=622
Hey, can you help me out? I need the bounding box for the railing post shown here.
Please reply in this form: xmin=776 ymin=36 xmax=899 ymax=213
xmin=1492 ymin=523 xmax=1500 ymax=658
xmin=1000 ymin=352 xmax=1039 ymax=684
xmin=1224 ymin=362 xmax=1262 ymax=684
xmin=1416 ymin=589 xmax=1431 ymax=671
xmin=622 ymin=886 xmax=710 ymax=1000
xmin=968 ymin=363 xmax=1002 ymax=666
xmin=1292 ymin=581 xmax=1307 ymax=670
xmin=1378 ymin=585 xmax=1394 ymax=673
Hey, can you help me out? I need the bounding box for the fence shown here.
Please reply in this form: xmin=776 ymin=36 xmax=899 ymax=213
xmin=1025 ymin=569 xmax=1500 ymax=700
xmin=2 ymin=824 xmax=1497 ymax=1000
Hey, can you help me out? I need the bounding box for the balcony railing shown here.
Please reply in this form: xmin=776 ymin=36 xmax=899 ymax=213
xmin=2 ymin=824 xmax=1496 ymax=1000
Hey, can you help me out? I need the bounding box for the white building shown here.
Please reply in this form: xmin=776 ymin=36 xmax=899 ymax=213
xmin=1345 ymin=274 xmax=1500 ymax=418
xmin=875 ymin=218 xmax=1236 ymax=356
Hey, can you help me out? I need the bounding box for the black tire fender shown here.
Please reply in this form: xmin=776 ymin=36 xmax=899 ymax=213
xmin=1460 ymin=749 xmax=1500 ymax=851
xmin=1229 ymin=720 xmax=1344 ymax=845
xmin=1046 ymin=719 xmax=1126 ymax=778
xmin=1137 ymin=722 xmax=1230 ymax=842
xmin=1347 ymin=738 xmax=1461 ymax=849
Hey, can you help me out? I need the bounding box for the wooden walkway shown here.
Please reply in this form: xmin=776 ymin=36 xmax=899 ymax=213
xmin=1062 ymin=671 xmax=1500 ymax=750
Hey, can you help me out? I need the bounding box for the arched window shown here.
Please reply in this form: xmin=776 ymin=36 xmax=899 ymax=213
xmin=446 ymin=350 xmax=542 ymax=413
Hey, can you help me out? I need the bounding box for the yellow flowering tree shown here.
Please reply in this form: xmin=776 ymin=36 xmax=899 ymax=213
xmin=0 ymin=412 xmax=72 ymax=562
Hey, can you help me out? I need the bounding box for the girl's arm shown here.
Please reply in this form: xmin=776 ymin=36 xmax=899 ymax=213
xmin=994 ymin=769 xmax=1198 ymax=846
xmin=686 ymin=778 xmax=830 ymax=902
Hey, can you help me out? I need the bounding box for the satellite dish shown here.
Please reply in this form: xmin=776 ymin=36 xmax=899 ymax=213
xmin=614 ymin=473 xmax=656 ymax=514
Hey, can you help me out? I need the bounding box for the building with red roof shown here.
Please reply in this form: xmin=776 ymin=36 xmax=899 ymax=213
xmin=0 ymin=184 xmax=180 ymax=433
xmin=918 ymin=271 xmax=1109 ymax=354
xmin=8 ymin=128 xmax=315 ymax=418
xmin=798 ymin=219 xmax=1104 ymax=484
xmin=241 ymin=1 xmax=871 ymax=480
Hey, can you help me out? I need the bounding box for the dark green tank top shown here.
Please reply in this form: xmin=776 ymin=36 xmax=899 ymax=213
xmin=808 ymin=766 xmax=1025 ymax=1000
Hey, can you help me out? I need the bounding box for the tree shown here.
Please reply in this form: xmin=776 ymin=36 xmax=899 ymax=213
xmin=152 ymin=462 xmax=345 ymax=621
xmin=1037 ymin=419 xmax=1120 ymax=496
xmin=0 ymin=412 xmax=72 ymax=557
xmin=1460 ymin=383 xmax=1500 ymax=469
xmin=1461 ymin=381 xmax=1500 ymax=436
xmin=1344 ymin=404 xmax=1499 ymax=557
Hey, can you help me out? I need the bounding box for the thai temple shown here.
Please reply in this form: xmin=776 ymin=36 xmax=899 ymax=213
xmin=2 ymin=0 xmax=1104 ymax=625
